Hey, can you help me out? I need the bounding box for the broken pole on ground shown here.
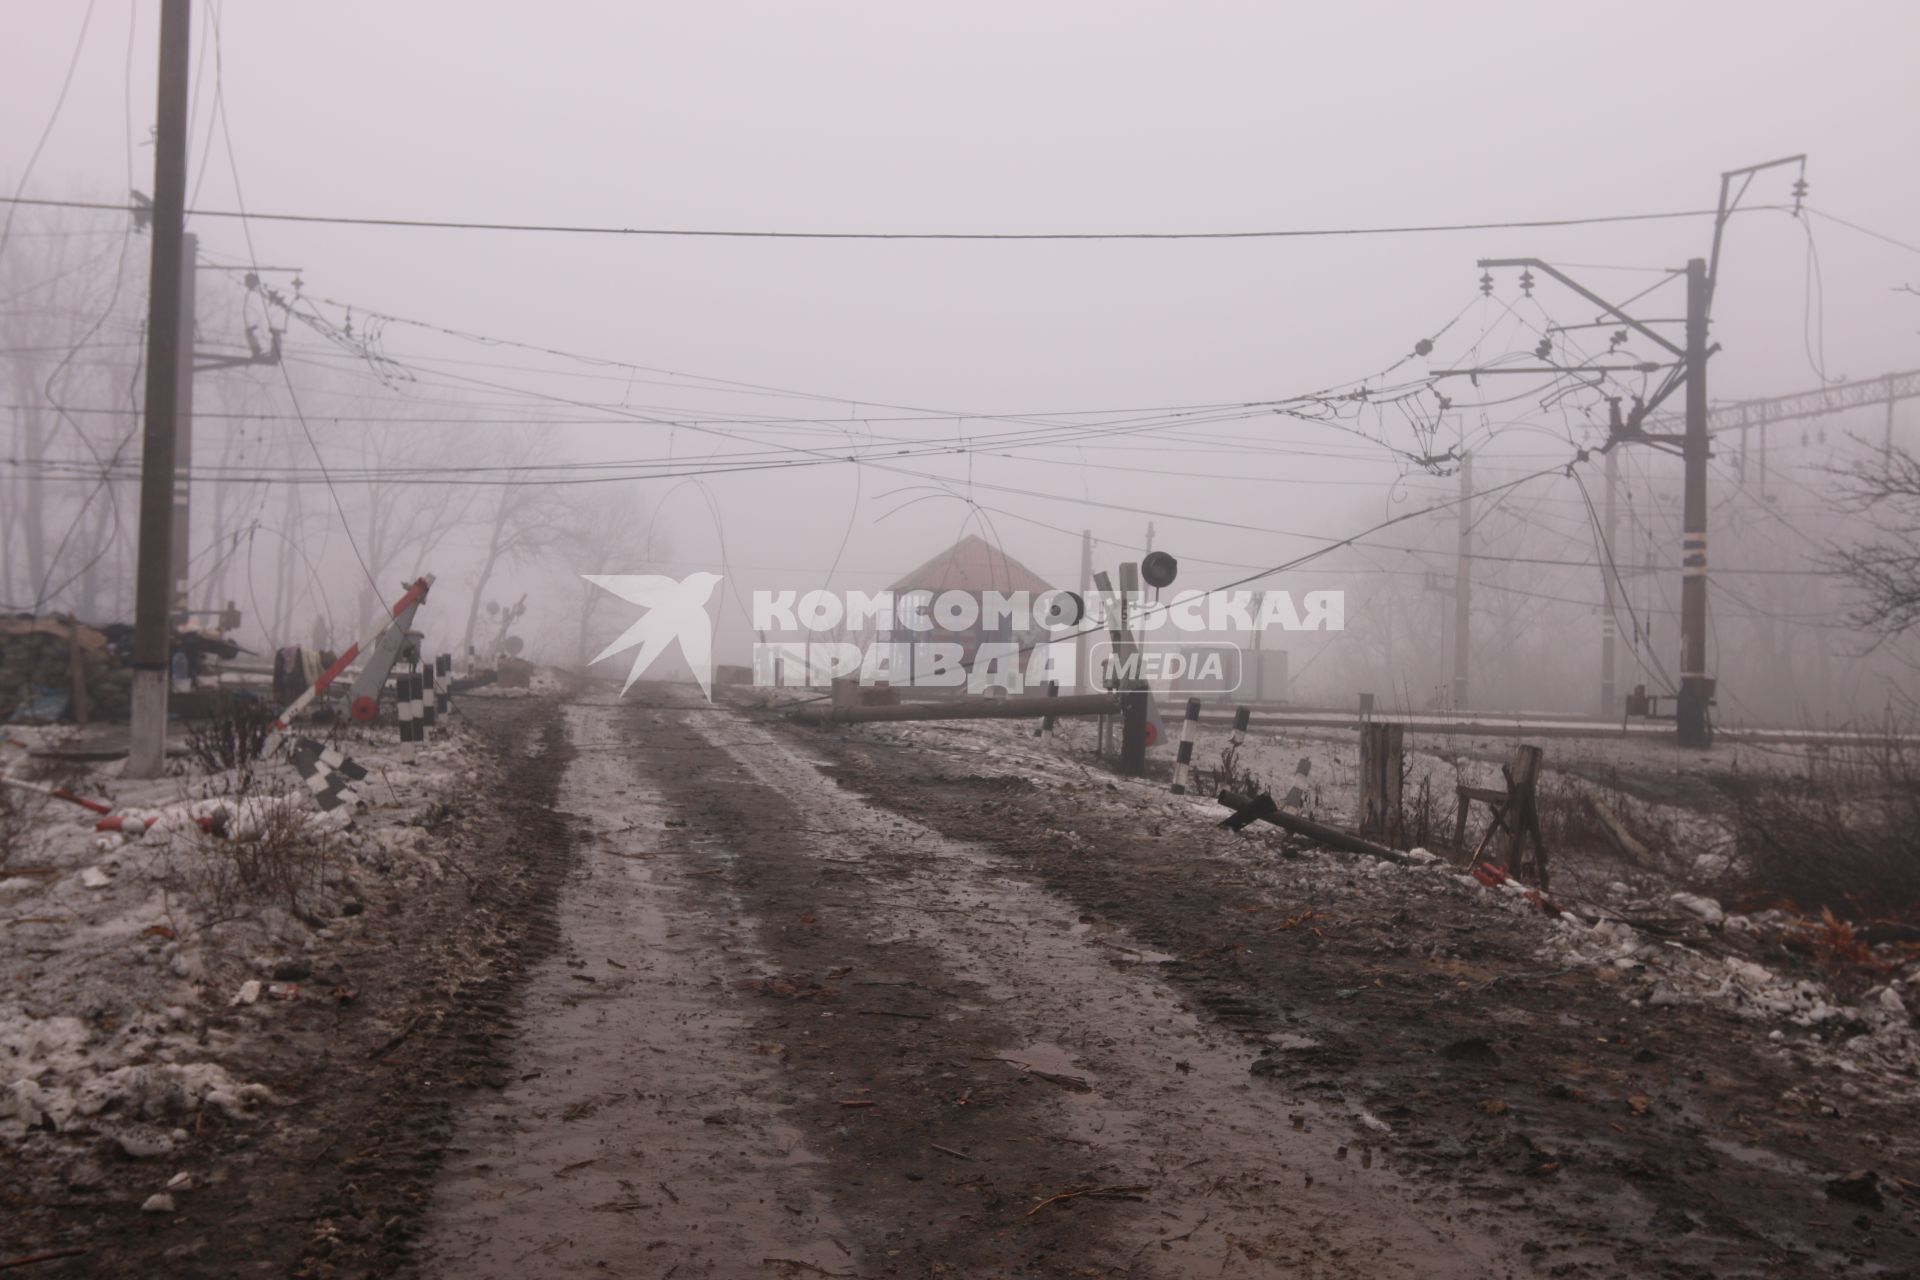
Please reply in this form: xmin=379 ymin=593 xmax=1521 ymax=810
xmin=1216 ymin=789 xmax=1408 ymax=863
xmin=1358 ymin=721 xmax=1405 ymax=846
xmin=786 ymin=692 xmax=1121 ymax=726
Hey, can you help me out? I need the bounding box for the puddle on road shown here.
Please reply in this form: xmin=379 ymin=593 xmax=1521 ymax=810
xmin=414 ymin=699 xmax=851 ymax=1278
xmin=683 ymin=714 xmax=1522 ymax=1278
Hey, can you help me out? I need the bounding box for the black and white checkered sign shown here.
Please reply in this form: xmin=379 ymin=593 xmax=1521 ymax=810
xmin=290 ymin=738 xmax=368 ymax=812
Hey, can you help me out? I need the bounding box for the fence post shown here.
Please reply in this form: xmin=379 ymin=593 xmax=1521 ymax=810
xmin=1171 ymin=697 xmax=1201 ymax=794
xmin=1358 ymin=721 xmax=1405 ymax=846
xmin=1504 ymin=743 xmax=1547 ymax=887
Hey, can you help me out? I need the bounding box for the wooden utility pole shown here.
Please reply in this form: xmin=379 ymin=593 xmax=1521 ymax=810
xmin=126 ymin=0 xmax=192 ymax=779
xmin=1453 ymin=451 xmax=1471 ymax=710
xmin=1676 ymin=258 xmax=1713 ymax=748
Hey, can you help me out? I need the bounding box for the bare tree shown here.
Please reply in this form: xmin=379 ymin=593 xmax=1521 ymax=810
xmin=460 ymin=438 xmax=566 ymax=654
xmin=0 ymin=206 xmax=145 ymax=617
xmin=1827 ymin=444 xmax=1920 ymax=637
xmin=348 ymin=421 xmax=480 ymax=627
xmin=552 ymin=487 xmax=662 ymax=672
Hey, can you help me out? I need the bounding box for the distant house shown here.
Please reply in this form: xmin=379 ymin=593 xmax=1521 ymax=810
xmin=885 ymin=535 xmax=1058 ymax=689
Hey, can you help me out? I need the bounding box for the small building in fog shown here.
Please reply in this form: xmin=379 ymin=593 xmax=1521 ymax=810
xmin=885 ymin=535 xmax=1057 ymax=689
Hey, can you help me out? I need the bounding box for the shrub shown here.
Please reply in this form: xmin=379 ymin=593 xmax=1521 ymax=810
xmin=183 ymin=694 xmax=278 ymax=785
xmin=1723 ymin=729 xmax=1920 ymax=921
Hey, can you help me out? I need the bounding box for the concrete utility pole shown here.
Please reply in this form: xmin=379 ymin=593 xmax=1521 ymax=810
xmin=1599 ymin=442 xmax=1619 ymax=718
xmin=1077 ymin=529 xmax=1092 ymax=695
xmin=127 ymin=0 xmax=192 ymax=779
xmin=1465 ymin=154 xmax=1806 ymax=748
xmin=1453 ymin=451 xmax=1471 ymax=711
xmin=169 ymin=232 xmax=197 ymax=621
xmin=1676 ymin=258 xmax=1713 ymax=748
xmin=1115 ymin=560 xmax=1147 ymax=777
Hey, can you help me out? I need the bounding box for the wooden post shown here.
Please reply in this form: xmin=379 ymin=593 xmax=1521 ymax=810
xmin=1358 ymin=721 xmax=1404 ymax=847
xmin=1503 ymin=744 xmax=1547 ymax=888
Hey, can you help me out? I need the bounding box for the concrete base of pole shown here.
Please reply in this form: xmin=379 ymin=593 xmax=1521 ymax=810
xmin=1676 ymin=678 xmax=1714 ymax=749
xmin=126 ymin=669 xmax=170 ymax=778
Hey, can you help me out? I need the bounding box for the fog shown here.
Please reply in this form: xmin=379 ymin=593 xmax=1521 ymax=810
xmin=5 ymin=1 xmax=1919 ymax=722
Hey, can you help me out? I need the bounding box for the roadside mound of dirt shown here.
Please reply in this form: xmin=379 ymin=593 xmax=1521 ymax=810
xmin=0 ymin=700 xmax=574 ymax=1279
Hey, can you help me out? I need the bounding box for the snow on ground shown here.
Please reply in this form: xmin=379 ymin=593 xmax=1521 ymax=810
xmin=1 ymin=717 xmax=483 ymax=1150
xmin=804 ymin=706 xmax=1920 ymax=1100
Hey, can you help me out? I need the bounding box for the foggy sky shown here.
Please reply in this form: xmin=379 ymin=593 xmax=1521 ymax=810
xmin=4 ymin=1 xmax=1918 ymax=704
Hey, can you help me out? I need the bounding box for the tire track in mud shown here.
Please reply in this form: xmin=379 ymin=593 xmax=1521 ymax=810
xmin=420 ymin=693 xmax=1133 ymax=1277
xmin=417 ymin=699 xmax=855 ymax=1278
xmin=288 ymin=699 xmax=580 ymax=1279
xmin=666 ymin=703 xmax=1521 ymax=1280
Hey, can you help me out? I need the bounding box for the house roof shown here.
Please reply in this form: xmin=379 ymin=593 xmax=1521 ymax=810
xmin=888 ymin=534 xmax=1055 ymax=597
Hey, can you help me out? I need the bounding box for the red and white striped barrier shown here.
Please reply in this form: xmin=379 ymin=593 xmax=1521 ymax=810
xmin=0 ymin=775 xmax=115 ymax=816
xmin=262 ymin=575 xmax=434 ymax=754
xmin=95 ymin=810 xmax=221 ymax=837
xmin=2 ymin=774 xmax=220 ymax=836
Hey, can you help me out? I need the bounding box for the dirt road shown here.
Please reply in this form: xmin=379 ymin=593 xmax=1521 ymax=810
xmin=414 ymin=689 xmax=1525 ymax=1277
xmin=397 ymin=685 xmax=1918 ymax=1279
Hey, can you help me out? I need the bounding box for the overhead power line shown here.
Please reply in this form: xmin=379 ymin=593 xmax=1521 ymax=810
xmin=0 ymin=194 xmax=1730 ymax=242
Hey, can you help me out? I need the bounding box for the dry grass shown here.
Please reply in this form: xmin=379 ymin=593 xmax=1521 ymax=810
xmin=1401 ymin=771 xmax=1452 ymax=852
xmin=1194 ymin=740 xmax=1269 ymax=801
xmin=178 ymin=797 xmax=337 ymax=925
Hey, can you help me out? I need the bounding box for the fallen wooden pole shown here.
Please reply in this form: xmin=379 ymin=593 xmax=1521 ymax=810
xmin=1583 ymin=794 xmax=1656 ymax=870
xmin=788 ymin=692 xmax=1120 ymax=726
xmin=1216 ymin=789 xmax=1408 ymax=863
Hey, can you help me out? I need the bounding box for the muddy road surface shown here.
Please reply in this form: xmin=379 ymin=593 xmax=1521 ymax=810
xmin=415 ymin=689 xmax=1523 ymax=1278
xmin=409 ymin=686 xmax=1918 ymax=1278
